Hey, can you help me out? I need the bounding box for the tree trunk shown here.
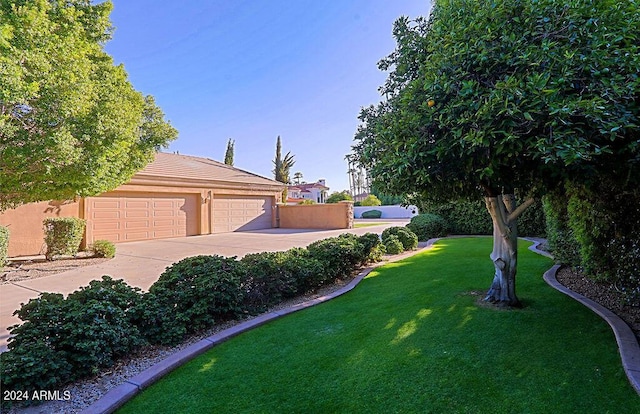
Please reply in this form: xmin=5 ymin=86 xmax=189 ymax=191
xmin=483 ymin=195 xmax=534 ymax=308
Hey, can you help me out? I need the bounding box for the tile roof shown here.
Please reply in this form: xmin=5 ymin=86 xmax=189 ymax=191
xmin=134 ymin=152 xmax=284 ymax=188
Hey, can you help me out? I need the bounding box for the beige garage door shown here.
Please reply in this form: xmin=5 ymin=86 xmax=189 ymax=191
xmin=88 ymin=193 xmax=198 ymax=243
xmin=213 ymin=195 xmax=273 ymax=232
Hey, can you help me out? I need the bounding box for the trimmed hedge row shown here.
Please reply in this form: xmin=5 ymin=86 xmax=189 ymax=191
xmin=0 ymin=232 xmax=386 ymax=402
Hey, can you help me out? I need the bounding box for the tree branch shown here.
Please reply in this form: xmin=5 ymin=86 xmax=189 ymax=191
xmin=507 ymin=197 xmax=535 ymax=223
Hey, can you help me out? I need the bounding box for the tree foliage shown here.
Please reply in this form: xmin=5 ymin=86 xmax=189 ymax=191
xmin=0 ymin=0 xmax=177 ymax=210
xmin=272 ymin=135 xmax=295 ymax=184
xmin=326 ymin=191 xmax=353 ymax=204
xmin=224 ymin=139 xmax=234 ymax=165
xmin=353 ymin=0 xmax=640 ymax=201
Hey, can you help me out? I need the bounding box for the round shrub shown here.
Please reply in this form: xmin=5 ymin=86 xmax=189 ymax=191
xmin=141 ymin=255 xmax=245 ymax=345
xmin=381 ymin=227 xmax=418 ymax=251
xmin=361 ymin=210 xmax=382 ymax=219
xmin=358 ymin=232 xmax=385 ymax=263
xmin=1 ymin=277 xmax=144 ymax=397
xmin=406 ymin=213 xmax=449 ymax=241
xmin=384 ymin=236 xmax=404 ymax=255
xmin=90 ymin=239 xmax=116 ymax=258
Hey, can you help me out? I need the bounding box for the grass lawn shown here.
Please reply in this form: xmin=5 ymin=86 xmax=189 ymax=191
xmin=353 ymin=222 xmax=390 ymax=228
xmin=118 ymin=238 xmax=638 ymax=413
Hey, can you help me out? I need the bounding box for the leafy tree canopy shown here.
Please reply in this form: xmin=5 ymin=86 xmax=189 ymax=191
xmin=0 ymin=0 xmax=177 ymax=209
xmin=360 ymin=194 xmax=382 ymax=206
xmin=326 ymin=191 xmax=353 ymax=204
xmin=353 ymin=0 xmax=640 ymax=201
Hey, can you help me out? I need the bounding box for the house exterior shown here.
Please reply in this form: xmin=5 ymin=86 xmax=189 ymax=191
xmin=287 ymin=180 xmax=329 ymax=204
xmin=0 ymin=153 xmax=284 ymax=257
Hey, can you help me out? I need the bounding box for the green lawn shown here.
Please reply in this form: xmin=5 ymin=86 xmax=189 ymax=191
xmin=353 ymin=222 xmax=390 ymax=228
xmin=118 ymin=238 xmax=638 ymax=413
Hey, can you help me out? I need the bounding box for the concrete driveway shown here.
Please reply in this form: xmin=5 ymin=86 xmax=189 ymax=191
xmin=0 ymin=221 xmax=406 ymax=352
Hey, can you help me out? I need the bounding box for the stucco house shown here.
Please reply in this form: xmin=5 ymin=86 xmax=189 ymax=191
xmin=287 ymin=180 xmax=329 ymax=204
xmin=0 ymin=153 xmax=284 ymax=257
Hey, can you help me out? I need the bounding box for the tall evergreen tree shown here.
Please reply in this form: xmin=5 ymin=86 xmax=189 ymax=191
xmin=272 ymin=136 xmax=295 ymax=184
xmin=224 ymin=139 xmax=234 ymax=165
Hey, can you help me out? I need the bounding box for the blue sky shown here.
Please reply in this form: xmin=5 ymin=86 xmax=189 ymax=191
xmin=105 ymin=1 xmax=432 ymax=192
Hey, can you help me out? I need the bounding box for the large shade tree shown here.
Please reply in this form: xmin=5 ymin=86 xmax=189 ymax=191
xmin=353 ymin=0 xmax=640 ymax=307
xmin=0 ymin=0 xmax=177 ymax=210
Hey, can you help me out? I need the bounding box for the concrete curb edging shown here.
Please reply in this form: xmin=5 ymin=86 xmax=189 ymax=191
xmin=83 ymin=239 xmax=439 ymax=413
xmin=542 ymin=264 xmax=640 ymax=396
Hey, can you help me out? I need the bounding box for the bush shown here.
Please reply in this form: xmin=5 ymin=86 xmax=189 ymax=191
xmin=360 ymin=194 xmax=382 ymax=206
xmin=90 ymin=239 xmax=116 ymax=258
xmin=1 ymin=277 xmax=144 ymax=398
xmin=406 ymin=214 xmax=449 ymax=241
xmin=358 ymin=232 xmax=385 ymax=263
xmin=384 ymin=236 xmax=404 ymax=255
xmin=542 ymin=192 xmax=581 ymax=267
xmin=139 ymin=255 xmax=245 ymax=345
xmin=43 ymin=217 xmax=86 ymax=260
xmin=607 ymin=237 xmax=640 ymax=306
xmin=307 ymin=233 xmax=367 ymax=280
xmin=240 ymin=251 xmax=298 ymax=313
xmin=0 ymin=225 xmax=8 ymax=267
xmin=381 ymin=227 xmax=418 ymax=251
xmin=361 ymin=210 xmax=382 ymax=219
xmin=280 ymin=247 xmax=326 ymax=293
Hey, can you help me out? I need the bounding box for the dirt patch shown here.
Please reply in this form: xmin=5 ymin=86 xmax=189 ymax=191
xmin=1 ymin=255 xmax=111 ymax=284
xmin=556 ymin=266 xmax=640 ymax=343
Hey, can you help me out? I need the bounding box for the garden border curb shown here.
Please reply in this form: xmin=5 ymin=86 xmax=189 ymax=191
xmin=525 ymin=238 xmax=640 ymax=396
xmin=82 ymin=239 xmax=439 ymax=414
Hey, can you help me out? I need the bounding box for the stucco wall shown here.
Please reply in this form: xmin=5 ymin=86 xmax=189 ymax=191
xmin=354 ymin=205 xmax=419 ymax=219
xmin=278 ymin=202 xmax=353 ymax=229
xmin=0 ymin=200 xmax=82 ymax=257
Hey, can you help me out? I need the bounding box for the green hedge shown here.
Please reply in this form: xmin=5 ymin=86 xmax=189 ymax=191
xmin=0 ymin=226 xmax=8 ymax=267
xmin=90 ymin=240 xmax=116 ymax=258
xmin=418 ymin=199 xmax=546 ymax=237
xmin=0 ymin=232 xmax=395 ymax=403
xmin=361 ymin=210 xmax=382 ymax=219
xmin=43 ymin=217 xmax=86 ymax=260
xmin=406 ymin=213 xmax=450 ymax=241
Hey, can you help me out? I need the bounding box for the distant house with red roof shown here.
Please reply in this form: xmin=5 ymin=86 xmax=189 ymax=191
xmin=287 ymin=179 xmax=329 ymax=204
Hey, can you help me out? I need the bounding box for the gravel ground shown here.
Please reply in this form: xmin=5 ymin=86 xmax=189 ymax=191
xmin=3 ymin=256 xmax=638 ymax=413
xmin=2 ymin=255 xmax=110 ymax=284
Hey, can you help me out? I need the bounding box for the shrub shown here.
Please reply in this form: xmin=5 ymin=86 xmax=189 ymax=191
xmin=298 ymin=199 xmax=316 ymax=205
xmin=419 ymin=200 xmax=491 ymax=235
xmin=384 ymin=236 xmax=404 ymax=255
xmin=1 ymin=277 xmax=144 ymax=398
xmin=0 ymin=225 xmax=8 ymax=267
xmin=358 ymin=232 xmax=385 ymax=263
xmin=280 ymin=247 xmax=326 ymax=293
xmin=307 ymin=233 xmax=366 ymax=280
xmin=139 ymin=255 xmax=245 ymax=345
xmin=406 ymin=214 xmax=449 ymax=241
xmin=326 ymin=191 xmax=353 ymax=204
xmin=607 ymin=237 xmax=640 ymax=306
xmin=360 ymin=194 xmax=382 ymax=206
xmin=381 ymin=227 xmax=418 ymax=251
xmin=542 ymin=192 xmax=581 ymax=267
xmin=361 ymin=210 xmax=382 ymax=219
xmin=43 ymin=217 xmax=86 ymax=260
xmin=240 ymin=251 xmax=298 ymax=313
xmin=90 ymin=239 xmax=116 ymax=258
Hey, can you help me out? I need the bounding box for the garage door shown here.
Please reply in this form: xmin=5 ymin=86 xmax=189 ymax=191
xmin=213 ymin=195 xmax=273 ymax=232
xmin=88 ymin=193 xmax=198 ymax=243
